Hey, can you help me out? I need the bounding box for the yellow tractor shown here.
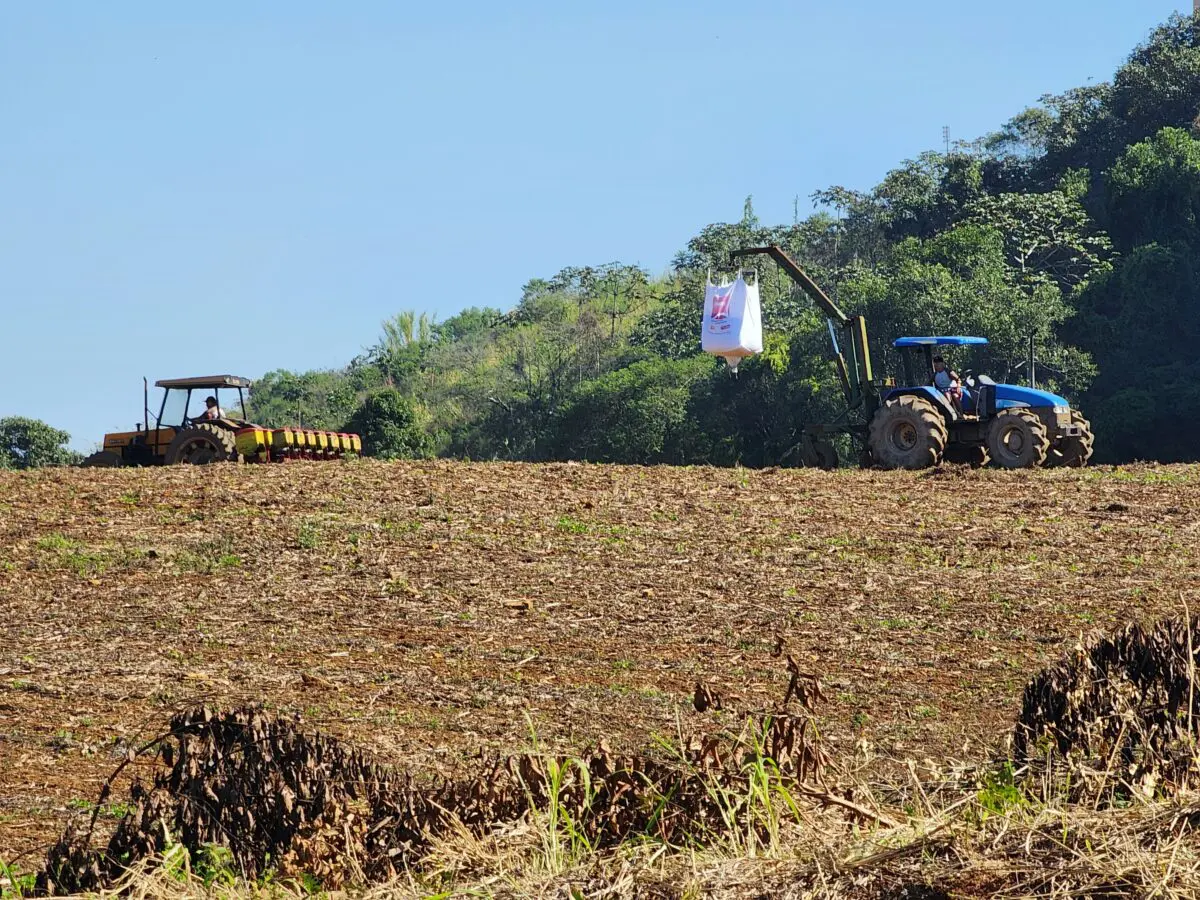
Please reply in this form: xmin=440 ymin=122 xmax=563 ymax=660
xmin=81 ymin=375 xmax=360 ymax=467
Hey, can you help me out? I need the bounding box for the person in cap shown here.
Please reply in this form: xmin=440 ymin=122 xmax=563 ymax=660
xmin=195 ymin=396 xmax=223 ymax=422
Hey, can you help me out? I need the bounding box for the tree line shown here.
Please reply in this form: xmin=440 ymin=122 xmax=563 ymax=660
xmin=8 ymin=13 xmax=1200 ymax=468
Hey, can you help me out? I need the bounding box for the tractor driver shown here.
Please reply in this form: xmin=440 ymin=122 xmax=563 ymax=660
xmin=932 ymin=356 xmax=963 ymax=413
xmin=192 ymin=396 xmax=223 ymax=423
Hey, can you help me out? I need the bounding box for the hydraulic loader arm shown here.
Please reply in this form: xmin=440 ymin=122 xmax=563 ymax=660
xmin=728 ymin=244 xmax=876 ymax=413
xmin=729 ymin=245 xmax=849 ymax=325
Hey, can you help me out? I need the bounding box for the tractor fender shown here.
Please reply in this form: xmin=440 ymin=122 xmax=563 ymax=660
xmin=881 ymin=386 xmax=956 ymax=421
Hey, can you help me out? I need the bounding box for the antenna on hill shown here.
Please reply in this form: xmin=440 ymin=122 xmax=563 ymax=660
xmin=942 ymin=125 xmax=950 ymax=154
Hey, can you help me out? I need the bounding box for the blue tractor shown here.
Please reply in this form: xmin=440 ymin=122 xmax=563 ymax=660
xmin=729 ymin=246 xmax=1094 ymax=470
xmin=880 ymin=335 xmax=1094 ymax=469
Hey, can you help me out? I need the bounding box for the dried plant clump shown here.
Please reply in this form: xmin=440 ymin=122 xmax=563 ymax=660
xmin=37 ymin=663 xmax=865 ymax=894
xmin=1015 ymin=614 xmax=1200 ymax=801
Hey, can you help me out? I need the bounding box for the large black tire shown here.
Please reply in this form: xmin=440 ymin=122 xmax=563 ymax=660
xmin=164 ymin=423 xmax=237 ymax=465
xmin=987 ymin=409 xmax=1049 ymax=469
xmin=868 ymin=396 xmax=948 ymax=470
xmin=80 ymin=450 xmax=124 ymax=468
xmin=1047 ymin=411 xmax=1094 ymax=468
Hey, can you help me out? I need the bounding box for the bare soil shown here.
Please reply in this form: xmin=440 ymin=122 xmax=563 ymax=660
xmin=2 ymin=460 xmax=1196 ymax=863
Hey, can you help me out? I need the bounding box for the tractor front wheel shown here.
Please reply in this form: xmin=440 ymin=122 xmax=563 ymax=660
xmin=987 ymin=409 xmax=1049 ymax=469
xmin=80 ymin=450 xmax=124 ymax=468
xmin=868 ymin=396 xmax=948 ymax=470
xmin=1047 ymin=412 xmax=1094 ymax=468
xmin=164 ymin=423 xmax=238 ymax=465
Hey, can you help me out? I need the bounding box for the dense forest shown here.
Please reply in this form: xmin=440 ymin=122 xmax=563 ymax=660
xmin=243 ymin=14 xmax=1200 ymax=466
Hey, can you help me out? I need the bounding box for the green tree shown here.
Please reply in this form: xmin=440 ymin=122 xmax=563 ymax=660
xmin=815 ymin=152 xmax=986 ymax=263
xmin=1068 ymin=242 xmax=1200 ymax=396
xmin=1111 ymin=13 xmax=1200 ymax=146
xmin=964 ymin=191 xmax=1112 ymax=291
xmin=983 ymin=86 xmax=1117 ymax=192
xmin=371 ymin=310 xmax=435 ymax=386
xmin=1106 ymin=126 xmax=1200 ymax=249
xmin=629 ymin=274 xmax=703 ymax=360
xmin=0 ymin=417 xmax=81 ymax=469
xmin=1086 ymin=374 xmax=1200 ymax=463
xmin=344 ymin=389 xmax=433 ymax=460
xmin=550 ymin=356 xmax=713 ymax=464
xmin=433 ymin=306 xmax=504 ymax=343
xmin=984 ymin=106 xmax=1057 ymax=164
xmin=247 ymin=369 xmax=368 ymax=430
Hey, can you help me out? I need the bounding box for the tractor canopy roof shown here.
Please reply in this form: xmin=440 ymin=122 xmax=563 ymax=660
xmin=893 ymin=336 xmax=988 ymax=348
xmin=154 ymin=375 xmax=253 ymax=390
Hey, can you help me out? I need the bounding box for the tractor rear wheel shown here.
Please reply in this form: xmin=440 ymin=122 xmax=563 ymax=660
xmin=80 ymin=450 xmax=124 ymax=468
xmin=1047 ymin=412 xmax=1094 ymax=468
xmin=868 ymin=396 xmax=948 ymax=470
xmin=987 ymin=409 xmax=1049 ymax=469
xmin=164 ymin=423 xmax=237 ymax=465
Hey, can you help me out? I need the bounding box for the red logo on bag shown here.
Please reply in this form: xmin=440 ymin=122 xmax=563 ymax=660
xmin=711 ymin=289 xmax=732 ymax=321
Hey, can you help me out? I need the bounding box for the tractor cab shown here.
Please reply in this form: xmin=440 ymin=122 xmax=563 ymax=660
xmin=892 ymin=336 xmax=993 ymax=420
xmin=890 ymin=336 xmax=1082 ymax=425
xmin=154 ymin=375 xmax=252 ymax=430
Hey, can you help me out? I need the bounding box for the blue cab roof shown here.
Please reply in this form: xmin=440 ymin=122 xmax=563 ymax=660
xmin=893 ymin=336 xmax=989 ymax=348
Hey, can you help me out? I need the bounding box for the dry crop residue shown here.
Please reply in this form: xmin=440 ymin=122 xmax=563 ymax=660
xmin=0 ymin=460 xmax=1195 ymax=859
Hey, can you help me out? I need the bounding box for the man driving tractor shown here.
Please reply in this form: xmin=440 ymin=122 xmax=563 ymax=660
xmin=932 ymin=356 xmax=963 ymax=413
xmin=193 ymin=396 xmax=223 ymax=422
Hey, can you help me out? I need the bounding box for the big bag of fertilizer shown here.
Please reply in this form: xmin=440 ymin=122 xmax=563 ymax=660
xmin=701 ymin=272 xmax=763 ymax=371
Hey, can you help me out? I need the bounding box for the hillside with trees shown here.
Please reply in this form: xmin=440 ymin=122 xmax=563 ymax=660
xmin=229 ymin=14 xmax=1200 ymax=465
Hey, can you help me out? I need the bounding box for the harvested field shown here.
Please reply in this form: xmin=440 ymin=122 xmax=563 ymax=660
xmin=2 ymin=460 xmax=1199 ymax=890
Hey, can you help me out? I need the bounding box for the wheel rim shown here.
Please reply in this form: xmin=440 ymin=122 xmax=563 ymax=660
xmin=1001 ymin=425 xmax=1026 ymax=455
xmin=890 ymin=421 xmax=918 ymax=453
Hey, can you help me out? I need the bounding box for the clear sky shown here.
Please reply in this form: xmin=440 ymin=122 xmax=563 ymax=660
xmin=0 ymin=1 xmax=1184 ymax=449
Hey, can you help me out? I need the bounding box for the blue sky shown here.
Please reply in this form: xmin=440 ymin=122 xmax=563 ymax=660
xmin=0 ymin=1 xmax=1183 ymax=449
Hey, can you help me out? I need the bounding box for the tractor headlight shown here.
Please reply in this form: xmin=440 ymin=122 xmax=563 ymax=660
xmin=1053 ymin=406 xmax=1070 ymax=415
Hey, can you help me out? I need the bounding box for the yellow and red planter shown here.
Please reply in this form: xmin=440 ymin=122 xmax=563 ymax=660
xmin=234 ymin=427 xmax=271 ymax=462
xmin=252 ymin=428 xmax=363 ymax=462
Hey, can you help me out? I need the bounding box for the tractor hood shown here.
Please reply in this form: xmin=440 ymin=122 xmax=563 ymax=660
xmin=993 ymin=384 xmax=1070 ymax=410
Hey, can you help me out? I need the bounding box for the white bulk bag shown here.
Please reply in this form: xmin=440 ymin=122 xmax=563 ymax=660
xmin=701 ymin=272 xmax=763 ymax=371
